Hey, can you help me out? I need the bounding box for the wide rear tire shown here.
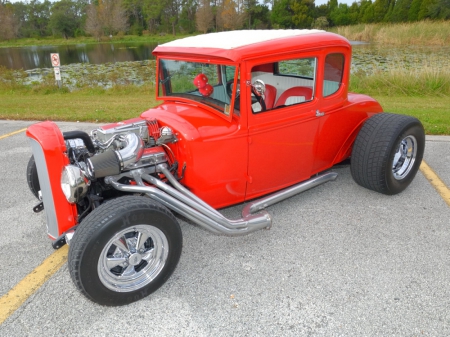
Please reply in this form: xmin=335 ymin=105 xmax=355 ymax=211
xmin=350 ymin=113 xmax=425 ymax=195
xmin=68 ymin=196 xmax=182 ymax=306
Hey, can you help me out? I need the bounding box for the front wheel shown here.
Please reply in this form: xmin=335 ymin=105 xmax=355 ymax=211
xmin=350 ymin=113 xmax=425 ymax=195
xmin=68 ymin=196 xmax=182 ymax=306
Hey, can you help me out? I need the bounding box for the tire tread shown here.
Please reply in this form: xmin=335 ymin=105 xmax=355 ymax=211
xmin=350 ymin=113 xmax=424 ymax=194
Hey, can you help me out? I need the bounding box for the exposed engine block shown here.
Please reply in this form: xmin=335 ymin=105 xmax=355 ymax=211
xmin=64 ymin=119 xmax=177 ymax=180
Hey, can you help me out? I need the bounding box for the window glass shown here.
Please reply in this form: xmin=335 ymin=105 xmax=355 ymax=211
xmin=323 ymin=53 xmax=344 ymax=97
xmin=250 ymin=57 xmax=316 ymax=114
xmin=158 ymin=59 xmax=237 ymax=116
xmin=224 ymin=66 xmax=236 ymax=82
xmin=277 ymin=58 xmax=316 ymax=78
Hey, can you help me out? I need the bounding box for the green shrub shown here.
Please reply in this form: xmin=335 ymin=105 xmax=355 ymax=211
xmin=350 ymin=65 xmax=450 ymax=97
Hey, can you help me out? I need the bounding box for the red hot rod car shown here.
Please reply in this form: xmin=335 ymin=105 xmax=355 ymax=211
xmin=26 ymin=30 xmax=425 ymax=306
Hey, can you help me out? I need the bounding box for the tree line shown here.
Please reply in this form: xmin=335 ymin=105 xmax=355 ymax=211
xmin=0 ymin=0 xmax=448 ymax=41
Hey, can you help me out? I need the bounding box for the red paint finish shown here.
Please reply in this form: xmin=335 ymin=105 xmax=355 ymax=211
xmin=313 ymin=93 xmax=383 ymax=172
xmin=26 ymin=121 xmax=77 ymax=238
xmin=153 ymin=32 xmax=351 ymax=63
xmin=146 ymin=32 xmax=384 ymax=208
xmin=141 ymin=103 xmax=248 ymax=209
xmin=28 ymin=31 xmax=385 ymax=234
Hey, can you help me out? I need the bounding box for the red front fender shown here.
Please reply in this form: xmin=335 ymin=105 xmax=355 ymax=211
xmin=26 ymin=121 xmax=78 ymax=240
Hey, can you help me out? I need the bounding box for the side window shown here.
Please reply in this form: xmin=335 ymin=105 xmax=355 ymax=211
xmin=278 ymin=58 xmax=315 ymax=78
xmin=250 ymin=58 xmax=316 ymax=114
xmin=323 ymin=53 xmax=344 ymax=97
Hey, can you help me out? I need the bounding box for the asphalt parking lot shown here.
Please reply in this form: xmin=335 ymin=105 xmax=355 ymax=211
xmin=0 ymin=120 xmax=449 ymax=337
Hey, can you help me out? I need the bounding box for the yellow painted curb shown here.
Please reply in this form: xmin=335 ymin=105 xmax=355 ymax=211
xmin=0 ymin=128 xmax=27 ymax=140
xmin=420 ymin=160 xmax=450 ymax=207
xmin=0 ymin=245 xmax=68 ymax=325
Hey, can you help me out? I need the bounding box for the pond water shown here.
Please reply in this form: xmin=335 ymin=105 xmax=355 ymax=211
xmin=0 ymin=42 xmax=158 ymax=71
xmin=1 ymin=42 xmax=448 ymax=90
xmin=1 ymin=41 xmax=449 ymax=73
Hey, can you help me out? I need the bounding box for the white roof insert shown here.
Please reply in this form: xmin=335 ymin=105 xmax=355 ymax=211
xmin=160 ymin=30 xmax=325 ymax=50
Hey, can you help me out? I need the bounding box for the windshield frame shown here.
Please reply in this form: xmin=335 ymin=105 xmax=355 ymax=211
xmin=156 ymin=56 xmax=240 ymax=122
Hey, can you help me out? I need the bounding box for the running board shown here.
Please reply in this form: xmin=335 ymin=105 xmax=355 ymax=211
xmin=106 ymin=166 xmax=338 ymax=236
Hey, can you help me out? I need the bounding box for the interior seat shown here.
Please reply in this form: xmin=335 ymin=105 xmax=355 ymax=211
xmin=264 ymin=84 xmax=277 ymax=110
xmin=275 ymin=87 xmax=313 ymax=107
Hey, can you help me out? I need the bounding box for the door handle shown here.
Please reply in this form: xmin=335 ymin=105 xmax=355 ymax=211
xmin=315 ymin=110 xmax=325 ymax=117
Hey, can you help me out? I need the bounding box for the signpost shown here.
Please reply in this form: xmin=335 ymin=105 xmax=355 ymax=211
xmin=50 ymin=53 xmax=62 ymax=88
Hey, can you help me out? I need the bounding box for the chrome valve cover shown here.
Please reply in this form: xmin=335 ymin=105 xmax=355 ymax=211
xmin=92 ymin=120 xmax=150 ymax=144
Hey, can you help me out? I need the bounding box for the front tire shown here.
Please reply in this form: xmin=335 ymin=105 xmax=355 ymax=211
xmin=26 ymin=155 xmax=40 ymax=199
xmin=68 ymin=196 xmax=182 ymax=306
xmin=350 ymin=113 xmax=425 ymax=195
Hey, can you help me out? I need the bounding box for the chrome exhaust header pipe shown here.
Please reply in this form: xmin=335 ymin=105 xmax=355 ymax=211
xmin=105 ymin=165 xmax=337 ymax=236
xmin=107 ymin=172 xmax=271 ymax=235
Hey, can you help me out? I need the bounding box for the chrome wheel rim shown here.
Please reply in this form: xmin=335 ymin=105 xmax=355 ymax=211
xmin=392 ymin=135 xmax=417 ymax=180
xmin=98 ymin=225 xmax=169 ymax=293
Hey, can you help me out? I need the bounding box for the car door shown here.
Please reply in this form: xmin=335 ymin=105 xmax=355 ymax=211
xmin=245 ymin=55 xmax=322 ymax=200
xmin=312 ymin=48 xmax=367 ymax=173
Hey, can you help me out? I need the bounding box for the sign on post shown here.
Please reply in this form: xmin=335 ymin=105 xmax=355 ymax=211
xmin=50 ymin=53 xmax=61 ymax=88
xmin=53 ymin=67 xmax=61 ymax=81
xmin=50 ymin=53 xmax=60 ymax=67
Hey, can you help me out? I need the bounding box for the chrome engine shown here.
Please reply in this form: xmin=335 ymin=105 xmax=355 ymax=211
xmin=65 ymin=119 xmax=177 ymax=177
xmin=62 ymin=119 xmax=177 ymax=217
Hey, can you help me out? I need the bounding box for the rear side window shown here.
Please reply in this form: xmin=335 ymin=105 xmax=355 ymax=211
xmin=277 ymin=58 xmax=316 ymax=78
xmin=323 ymin=53 xmax=344 ymax=97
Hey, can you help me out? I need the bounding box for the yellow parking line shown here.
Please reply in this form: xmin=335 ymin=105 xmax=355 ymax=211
xmin=0 ymin=245 xmax=68 ymax=325
xmin=0 ymin=128 xmax=27 ymax=140
xmin=420 ymin=160 xmax=450 ymax=207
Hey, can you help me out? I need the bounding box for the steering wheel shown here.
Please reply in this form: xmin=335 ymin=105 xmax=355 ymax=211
xmin=226 ymin=79 xmax=240 ymax=99
xmin=251 ymin=85 xmax=267 ymax=112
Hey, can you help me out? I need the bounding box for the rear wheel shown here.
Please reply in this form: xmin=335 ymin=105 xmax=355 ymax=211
xmin=68 ymin=196 xmax=182 ymax=306
xmin=26 ymin=155 xmax=40 ymax=199
xmin=350 ymin=113 xmax=425 ymax=195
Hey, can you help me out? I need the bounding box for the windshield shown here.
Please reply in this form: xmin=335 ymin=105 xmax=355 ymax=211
xmin=158 ymin=59 xmax=238 ymax=116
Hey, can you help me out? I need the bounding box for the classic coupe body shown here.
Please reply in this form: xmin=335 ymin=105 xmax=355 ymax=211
xmin=26 ymin=30 xmax=425 ymax=306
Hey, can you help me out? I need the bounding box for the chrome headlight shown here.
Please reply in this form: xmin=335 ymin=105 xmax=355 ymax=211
xmin=61 ymin=165 xmax=90 ymax=203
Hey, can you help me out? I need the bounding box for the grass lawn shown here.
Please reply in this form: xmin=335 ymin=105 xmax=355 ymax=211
xmin=0 ymin=89 xmax=448 ymax=135
xmin=0 ymin=87 xmax=158 ymax=123
xmin=375 ymin=96 xmax=450 ymax=135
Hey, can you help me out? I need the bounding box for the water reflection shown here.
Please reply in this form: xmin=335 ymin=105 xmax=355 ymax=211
xmin=0 ymin=42 xmax=158 ymax=70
